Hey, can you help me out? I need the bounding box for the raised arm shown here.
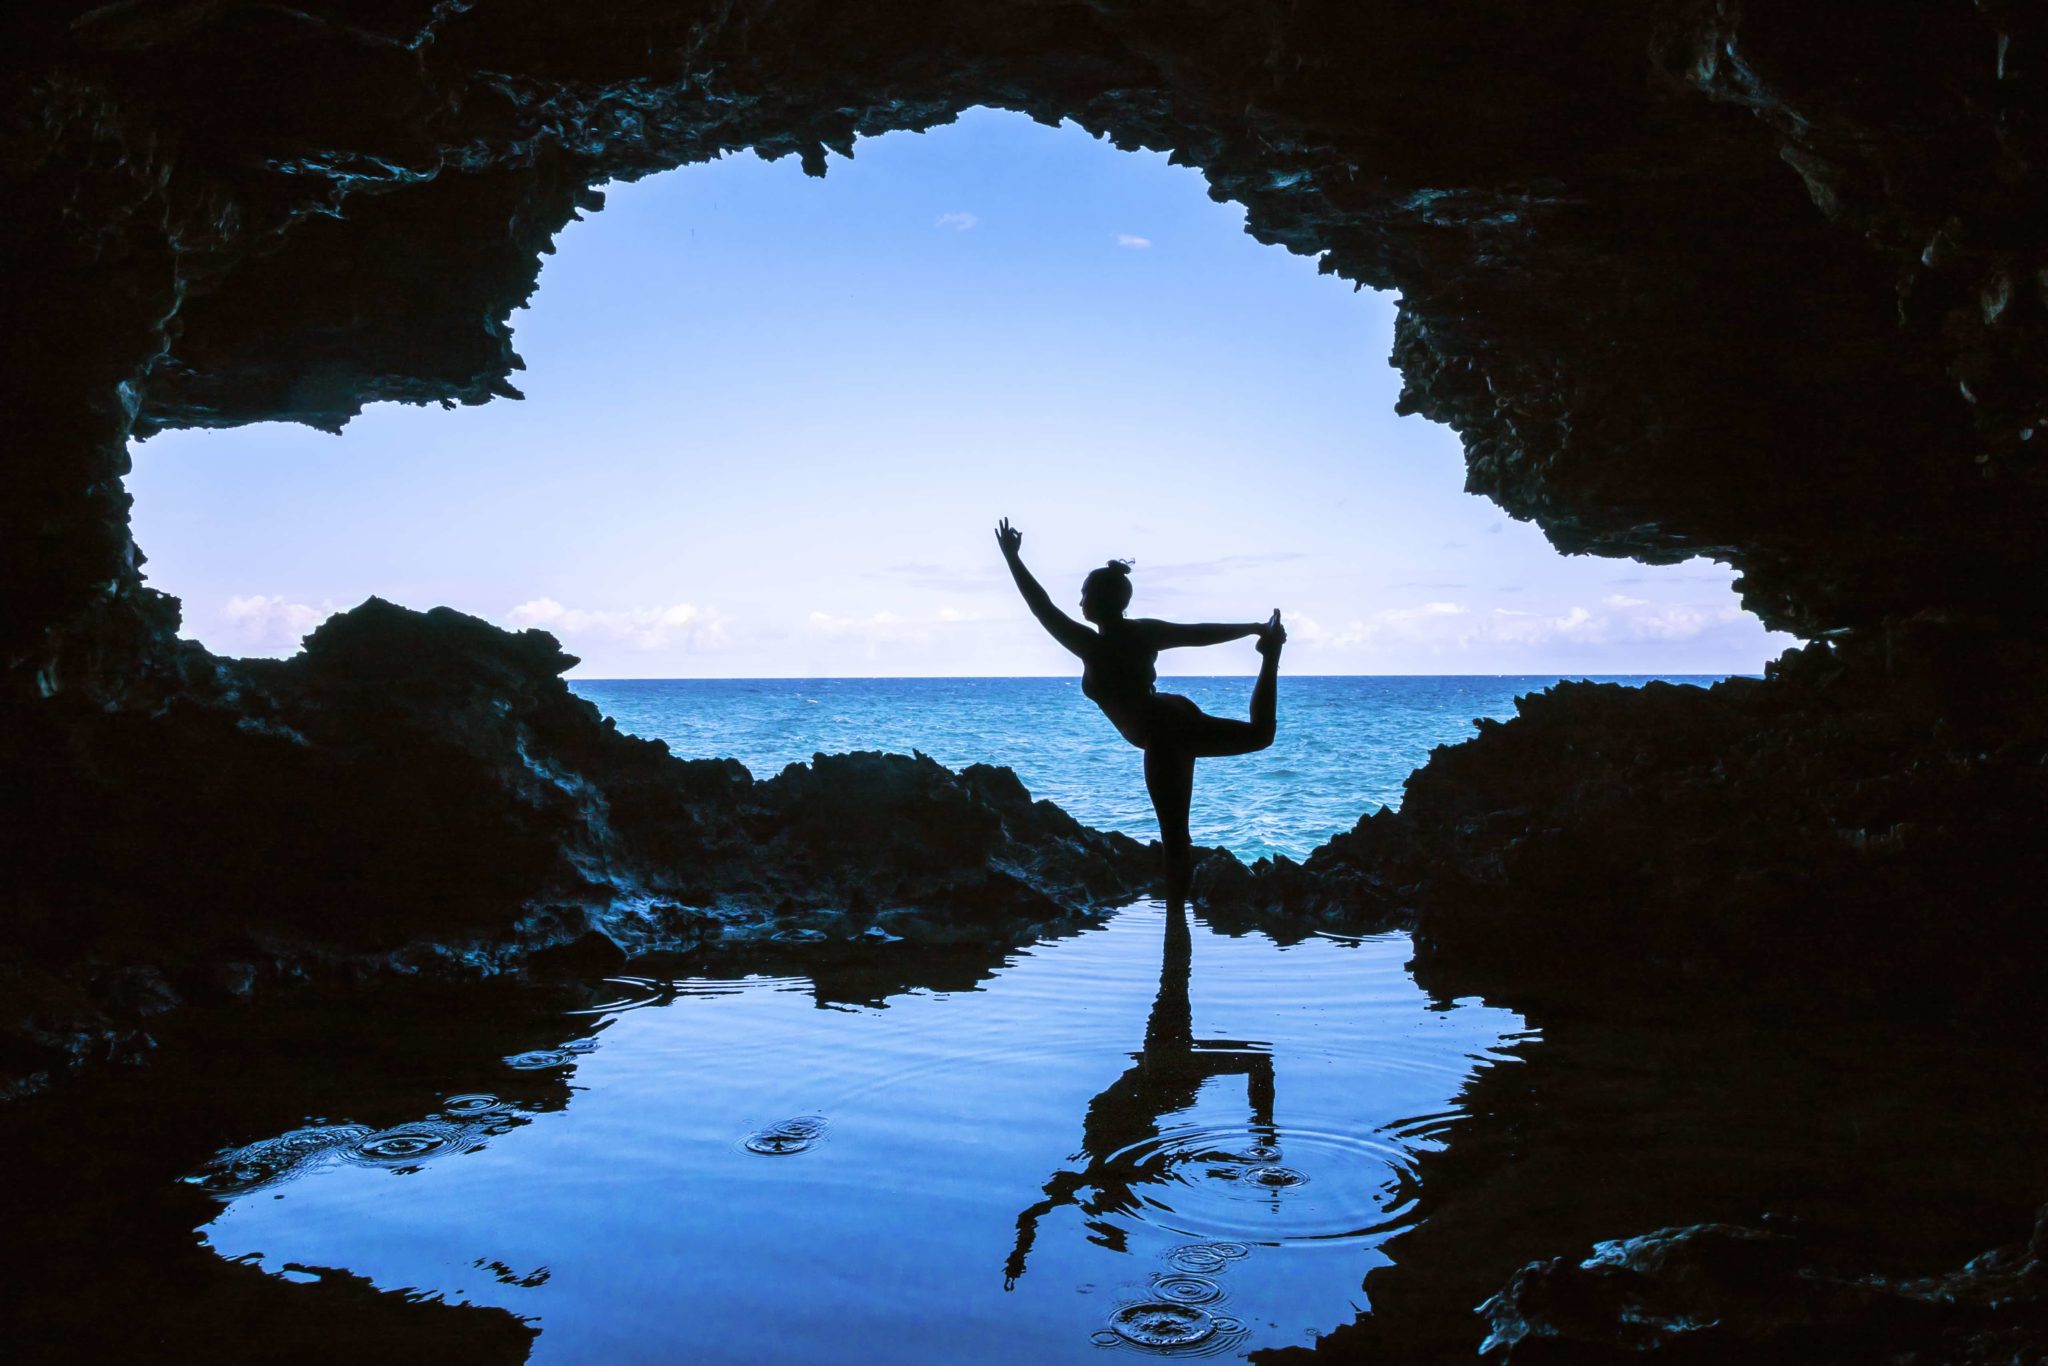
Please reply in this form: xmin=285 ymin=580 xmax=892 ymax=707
xmin=1128 ymin=618 xmax=1262 ymax=650
xmin=996 ymin=518 xmax=1094 ymax=657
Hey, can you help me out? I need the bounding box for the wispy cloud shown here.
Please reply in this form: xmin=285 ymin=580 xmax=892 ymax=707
xmin=1116 ymin=233 xmax=1153 ymax=249
xmin=1288 ymin=595 xmax=1759 ymax=654
xmin=506 ymin=597 xmax=728 ymax=652
xmin=936 ymin=211 xmax=979 ymax=231
xmin=224 ymin=594 xmax=336 ymax=653
xmin=1146 ymin=552 xmax=1308 ymax=579
xmin=1113 ymin=552 xmax=1307 ymax=605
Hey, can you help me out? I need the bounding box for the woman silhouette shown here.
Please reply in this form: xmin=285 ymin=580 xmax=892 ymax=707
xmin=996 ymin=518 xmax=1283 ymax=907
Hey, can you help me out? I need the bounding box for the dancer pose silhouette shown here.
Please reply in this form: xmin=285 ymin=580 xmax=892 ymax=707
xmin=996 ymin=518 xmax=1283 ymax=907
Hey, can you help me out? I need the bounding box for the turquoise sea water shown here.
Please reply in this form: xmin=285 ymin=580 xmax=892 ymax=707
xmin=570 ymin=676 xmax=1732 ymax=860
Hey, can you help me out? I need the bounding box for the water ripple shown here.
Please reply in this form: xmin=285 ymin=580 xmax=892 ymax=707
xmin=342 ymin=1120 xmax=487 ymax=1168
xmin=1150 ymin=1273 xmax=1225 ymax=1304
xmin=741 ymin=1115 xmax=829 ymax=1156
xmin=1106 ymin=1122 xmax=1421 ymax=1245
xmin=187 ymin=1124 xmax=374 ymax=1195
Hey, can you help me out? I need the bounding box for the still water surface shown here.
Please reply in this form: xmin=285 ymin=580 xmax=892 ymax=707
xmin=191 ymin=904 xmax=1530 ymax=1362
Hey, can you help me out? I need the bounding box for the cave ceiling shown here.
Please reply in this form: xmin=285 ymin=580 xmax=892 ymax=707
xmin=7 ymin=0 xmax=2045 ymax=664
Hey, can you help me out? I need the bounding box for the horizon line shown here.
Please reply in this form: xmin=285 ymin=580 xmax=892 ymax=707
xmin=566 ymin=670 xmax=1756 ymax=683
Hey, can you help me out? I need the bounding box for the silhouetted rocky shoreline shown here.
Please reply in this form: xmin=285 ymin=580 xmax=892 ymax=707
xmin=2 ymin=597 xmax=1163 ymax=1101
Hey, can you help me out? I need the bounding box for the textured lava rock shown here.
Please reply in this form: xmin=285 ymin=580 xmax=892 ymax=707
xmin=1198 ymin=621 xmax=2048 ymax=1011
xmin=1476 ymin=1211 xmax=2048 ymax=1364
xmin=0 ymin=597 xmax=1155 ymax=1098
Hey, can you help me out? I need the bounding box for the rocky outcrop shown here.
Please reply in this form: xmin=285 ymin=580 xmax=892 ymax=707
xmin=1476 ymin=1211 xmax=2048 ymax=1364
xmin=1 ymin=596 xmax=1155 ymax=1099
xmin=1199 ymin=624 xmax=2048 ymax=1011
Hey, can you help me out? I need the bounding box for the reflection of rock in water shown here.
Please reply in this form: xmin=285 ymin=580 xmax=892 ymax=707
xmin=743 ymin=1115 xmax=829 ymax=1156
xmin=473 ymin=1257 xmax=552 ymax=1289
xmin=188 ymin=1124 xmax=374 ymax=1195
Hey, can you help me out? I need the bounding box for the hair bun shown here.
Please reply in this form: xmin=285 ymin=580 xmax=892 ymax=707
xmin=1106 ymin=559 xmax=1132 ymax=575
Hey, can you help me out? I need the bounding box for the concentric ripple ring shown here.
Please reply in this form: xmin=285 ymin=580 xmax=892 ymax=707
xmin=188 ymin=1124 xmax=373 ymax=1195
xmin=1108 ymin=1302 xmax=1216 ymax=1349
xmin=1151 ymin=1273 xmax=1224 ymax=1305
xmin=342 ymin=1120 xmax=481 ymax=1167
xmin=1103 ymin=1123 xmax=1422 ymax=1245
xmin=743 ymin=1114 xmax=829 ymax=1155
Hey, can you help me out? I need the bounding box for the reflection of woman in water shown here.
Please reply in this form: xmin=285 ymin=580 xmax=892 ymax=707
xmin=1004 ymin=901 xmax=1275 ymax=1286
xmin=996 ymin=518 xmax=1284 ymax=907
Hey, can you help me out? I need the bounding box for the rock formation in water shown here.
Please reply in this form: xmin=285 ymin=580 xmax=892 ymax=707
xmin=2 ymin=595 xmax=1154 ymax=1098
xmin=6 ymin=0 xmax=2048 ymax=1360
xmin=1472 ymin=1212 xmax=2048 ymax=1365
xmin=1201 ymin=625 xmax=2048 ymax=1011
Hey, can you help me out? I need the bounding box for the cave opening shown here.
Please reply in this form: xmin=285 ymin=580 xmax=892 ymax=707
xmin=124 ymin=108 xmax=1791 ymax=855
xmin=11 ymin=6 xmax=2048 ymax=1361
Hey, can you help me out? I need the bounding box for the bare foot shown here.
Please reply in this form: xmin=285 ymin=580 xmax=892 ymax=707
xmin=1257 ymin=609 xmax=1286 ymax=656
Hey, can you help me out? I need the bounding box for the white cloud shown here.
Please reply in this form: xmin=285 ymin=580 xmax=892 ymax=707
xmin=935 ymin=211 xmax=979 ymax=231
xmin=1278 ymin=595 xmax=1755 ymax=658
xmin=223 ymin=594 xmax=335 ymax=653
xmin=506 ymin=597 xmax=728 ymax=652
xmin=1116 ymin=233 xmax=1153 ymax=249
xmin=1384 ymin=600 xmax=1468 ymax=625
xmin=1486 ymin=600 xmax=1750 ymax=647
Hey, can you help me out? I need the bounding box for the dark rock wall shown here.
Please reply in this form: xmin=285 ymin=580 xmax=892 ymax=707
xmin=6 ymin=1 xmax=2048 ymax=689
xmin=1 ymin=596 xmax=1155 ymax=1098
xmin=1202 ymin=621 xmax=2048 ymax=1013
xmin=9 ymin=10 xmax=2048 ymax=1356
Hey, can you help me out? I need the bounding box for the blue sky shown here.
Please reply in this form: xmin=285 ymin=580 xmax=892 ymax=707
xmin=129 ymin=108 xmax=1796 ymax=677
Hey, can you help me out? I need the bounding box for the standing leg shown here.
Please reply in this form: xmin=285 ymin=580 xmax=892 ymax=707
xmin=1143 ymin=746 xmax=1197 ymax=910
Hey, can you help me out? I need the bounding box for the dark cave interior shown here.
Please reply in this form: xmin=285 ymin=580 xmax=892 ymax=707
xmin=6 ymin=2 xmax=2048 ymax=1361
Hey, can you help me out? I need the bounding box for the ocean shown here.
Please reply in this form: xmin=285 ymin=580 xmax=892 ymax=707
xmin=569 ymin=675 xmax=1731 ymax=860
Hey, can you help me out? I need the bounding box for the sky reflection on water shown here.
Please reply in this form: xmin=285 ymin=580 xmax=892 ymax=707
xmin=193 ymin=904 xmax=1531 ymax=1363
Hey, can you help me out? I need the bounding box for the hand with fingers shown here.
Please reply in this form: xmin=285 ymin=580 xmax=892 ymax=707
xmin=1257 ymin=609 xmax=1286 ymax=655
xmin=995 ymin=517 xmax=1023 ymax=560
